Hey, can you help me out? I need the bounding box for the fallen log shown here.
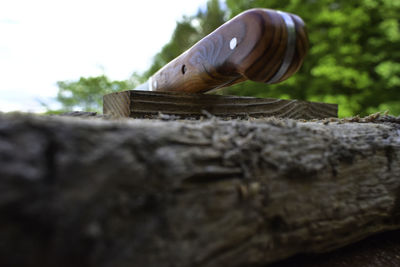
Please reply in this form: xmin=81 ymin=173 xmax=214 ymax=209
xmin=0 ymin=113 xmax=399 ymax=267
xmin=270 ymin=229 xmax=400 ymax=267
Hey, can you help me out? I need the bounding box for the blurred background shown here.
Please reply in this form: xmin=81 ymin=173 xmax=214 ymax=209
xmin=1 ymin=0 xmax=399 ymax=117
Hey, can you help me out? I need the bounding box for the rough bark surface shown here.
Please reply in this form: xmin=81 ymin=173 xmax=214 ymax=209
xmin=270 ymin=229 xmax=400 ymax=266
xmin=0 ymin=113 xmax=400 ymax=267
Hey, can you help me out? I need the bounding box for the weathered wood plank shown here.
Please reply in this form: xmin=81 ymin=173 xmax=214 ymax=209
xmin=103 ymin=90 xmax=338 ymax=119
xmin=0 ymin=113 xmax=399 ymax=267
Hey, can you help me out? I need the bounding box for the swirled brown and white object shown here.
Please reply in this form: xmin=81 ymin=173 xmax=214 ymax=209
xmin=138 ymin=8 xmax=309 ymax=93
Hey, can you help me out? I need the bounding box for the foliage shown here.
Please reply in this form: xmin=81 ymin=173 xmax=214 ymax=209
xmin=51 ymin=0 xmax=400 ymax=117
xmin=224 ymin=0 xmax=400 ymax=116
xmin=49 ymin=0 xmax=227 ymax=114
xmin=144 ymin=0 xmax=400 ymax=117
xmin=142 ymin=16 xmax=200 ymax=79
xmin=143 ymin=0 xmax=226 ymax=79
xmin=51 ymin=75 xmax=134 ymax=113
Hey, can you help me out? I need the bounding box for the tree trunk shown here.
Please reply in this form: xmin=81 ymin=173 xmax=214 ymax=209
xmin=0 ymin=113 xmax=399 ymax=267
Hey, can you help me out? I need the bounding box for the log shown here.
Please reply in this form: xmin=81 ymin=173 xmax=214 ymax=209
xmin=270 ymin=229 xmax=400 ymax=266
xmin=0 ymin=113 xmax=399 ymax=267
xmin=103 ymin=90 xmax=338 ymax=119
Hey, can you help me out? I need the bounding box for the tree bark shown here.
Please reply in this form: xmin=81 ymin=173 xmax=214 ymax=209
xmin=0 ymin=113 xmax=399 ymax=267
xmin=269 ymin=229 xmax=400 ymax=267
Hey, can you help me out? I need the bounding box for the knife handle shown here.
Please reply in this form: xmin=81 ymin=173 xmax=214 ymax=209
xmin=149 ymin=8 xmax=309 ymax=93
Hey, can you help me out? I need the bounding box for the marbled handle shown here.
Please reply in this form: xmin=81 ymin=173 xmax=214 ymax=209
xmin=149 ymin=8 xmax=309 ymax=93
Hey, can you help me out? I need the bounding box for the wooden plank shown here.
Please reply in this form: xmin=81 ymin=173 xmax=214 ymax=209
xmin=103 ymin=90 xmax=338 ymax=119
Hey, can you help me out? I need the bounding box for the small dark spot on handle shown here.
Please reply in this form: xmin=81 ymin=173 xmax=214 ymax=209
xmin=181 ymin=64 xmax=187 ymax=74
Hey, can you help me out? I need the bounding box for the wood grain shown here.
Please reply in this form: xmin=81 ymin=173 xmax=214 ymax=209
xmin=150 ymin=8 xmax=309 ymax=93
xmin=1 ymin=113 xmax=400 ymax=267
xmin=103 ymin=90 xmax=337 ymax=119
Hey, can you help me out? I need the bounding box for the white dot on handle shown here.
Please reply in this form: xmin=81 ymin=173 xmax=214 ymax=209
xmin=230 ymin=37 xmax=237 ymax=50
xmin=153 ymin=80 xmax=157 ymax=90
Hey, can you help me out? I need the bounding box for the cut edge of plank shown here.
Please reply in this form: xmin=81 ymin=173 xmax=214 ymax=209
xmin=103 ymin=91 xmax=131 ymax=117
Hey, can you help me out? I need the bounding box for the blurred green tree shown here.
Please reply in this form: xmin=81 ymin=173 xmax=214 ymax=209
xmin=143 ymin=0 xmax=226 ymax=79
xmin=142 ymin=16 xmax=200 ymax=79
xmin=225 ymin=0 xmax=400 ymax=116
xmin=48 ymin=1 xmax=225 ymax=114
xmin=49 ymin=75 xmax=135 ymax=113
xmin=50 ymin=0 xmax=399 ymax=117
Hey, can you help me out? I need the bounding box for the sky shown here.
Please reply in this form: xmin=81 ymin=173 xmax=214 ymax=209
xmin=0 ymin=0 xmax=209 ymax=112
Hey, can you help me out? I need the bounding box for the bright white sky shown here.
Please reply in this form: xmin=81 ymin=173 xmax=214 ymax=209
xmin=0 ymin=0 xmax=209 ymax=112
